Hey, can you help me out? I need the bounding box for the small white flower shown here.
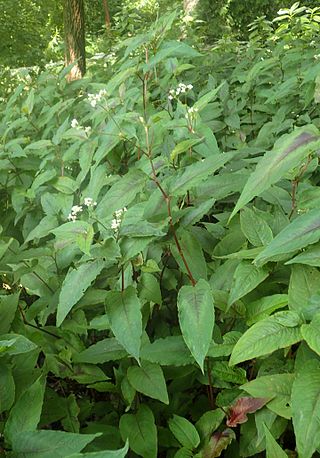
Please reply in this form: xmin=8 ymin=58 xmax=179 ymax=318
xmin=84 ymin=197 xmax=97 ymax=207
xmin=168 ymin=95 xmax=174 ymax=100
xmin=90 ymin=99 xmax=97 ymax=108
xmin=84 ymin=126 xmax=91 ymax=134
xmin=71 ymin=205 xmax=83 ymax=214
xmin=71 ymin=118 xmax=79 ymax=128
xmin=187 ymin=84 xmax=193 ymax=90
xmin=68 ymin=213 xmax=77 ymax=222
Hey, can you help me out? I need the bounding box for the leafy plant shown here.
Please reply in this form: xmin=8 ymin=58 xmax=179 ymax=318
xmin=2 ymin=5 xmax=320 ymax=457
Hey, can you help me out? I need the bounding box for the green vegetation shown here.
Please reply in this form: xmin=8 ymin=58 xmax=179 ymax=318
xmin=1 ymin=2 xmax=320 ymax=456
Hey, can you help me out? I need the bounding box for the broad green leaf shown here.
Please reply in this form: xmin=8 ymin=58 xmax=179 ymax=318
xmin=200 ymin=428 xmax=235 ymax=458
xmin=292 ymin=361 xmax=320 ymax=458
xmin=57 ymin=260 xmax=104 ymax=326
xmin=193 ymin=84 xmax=224 ymax=111
xmin=228 ymin=261 xmax=269 ymax=307
xmin=120 ymin=405 xmax=157 ymax=458
xmin=53 ymin=176 xmax=78 ymax=194
xmin=241 ymin=373 xmax=294 ymax=419
xmin=170 ymin=153 xmax=234 ymax=197
xmin=140 ymin=336 xmax=194 ymax=366
xmin=264 ymin=424 xmax=287 ymax=458
xmin=24 ymin=216 xmax=58 ymax=244
xmin=170 ymin=138 xmax=204 ymax=161
xmin=105 ymin=286 xmax=142 ymax=361
xmin=246 ymin=294 xmax=288 ymax=325
xmin=75 ymin=338 xmax=127 ymax=364
xmin=51 ymin=221 xmax=94 ymax=254
xmin=139 ymin=272 xmax=162 ymax=304
xmin=254 ymin=208 xmax=320 ymax=266
xmin=171 ymin=230 xmax=207 ymax=281
xmin=207 ymin=331 xmax=242 ymax=357
xmin=68 ymin=441 xmax=129 ymax=457
xmin=240 ymin=207 xmax=273 ymax=246
xmin=0 ymin=293 xmax=19 ymax=334
xmin=288 ymin=265 xmax=320 ymax=320
xmin=195 ymin=409 xmax=225 ymax=442
xmin=169 ymin=415 xmax=200 ymax=449
xmin=229 ymin=311 xmax=302 ymax=366
xmin=0 ymin=334 xmax=37 ymax=356
xmin=230 ymin=126 xmax=320 ymax=219
xmin=0 ymin=362 xmax=15 ymax=413
xmin=286 ymin=242 xmax=320 ymax=266
xmin=4 ymin=376 xmax=45 ymax=444
xmin=178 ymin=279 xmax=215 ymax=372
xmin=301 ymin=313 xmax=320 ymax=356
xmin=97 ymin=169 xmax=146 ymax=219
xmin=11 ymin=431 xmax=99 ymax=458
xmin=127 ymin=361 xmax=169 ymax=404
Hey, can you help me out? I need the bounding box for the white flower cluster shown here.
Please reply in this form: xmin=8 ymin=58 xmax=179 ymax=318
xmin=87 ymin=89 xmax=107 ymax=108
xmin=185 ymin=106 xmax=199 ymax=118
xmin=67 ymin=197 xmax=97 ymax=222
xmin=111 ymin=207 xmax=127 ymax=235
xmin=70 ymin=118 xmax=91 ymax=135
xmin=168 ymin=83 xmax=193 ymax=100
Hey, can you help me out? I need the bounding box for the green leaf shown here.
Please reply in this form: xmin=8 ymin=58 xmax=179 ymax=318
xmin=230 ymin=126 xmax=320 ymax=219
xmin=228 ymin=261 xmax=269 ymax=307
xmin=241 ymin=373 xmax=294 ymax=419
xmin=286 ymin=242 xmax=320 ymax=266
xmin=240 ymin=207 xmax=273 ymax=246
xmin=139 ymin=272 xmax=162 ymax=304
xmin=170 ymin=138 xmax=204 ymax=161
xmin=264 ymin=424 xmax=288 ymax=458
xmin=301 ymin=313 xmax=320 ymax=356
xmin=0 ymin=293 xmax=19 ymax=334
xmin=11 ymin=430 xmax=99 ymax=458
xmin=193 ymin=84 xmax=224 ymax=111
xmin=229 ymin=311 xmax=302 ymax=366
xmin=292 ymin=361 xmax=320 ymax=458
xmin=288 ymin=265 xmax=320 ymax=320
xmin=53 ymin=176 xmax=78 ymax=194
xmin=4 ymin=376 xmax=45 ymax=444
xmin=75 ymin=338 xmax=127 ymax=364
xmin=246 ymin=294 xmax=288 ymax=325
xmin=168 ymin=415 xmax=200 ymax=449
xmin=178 ymin=279 xmax=215 ymax=372
xmin=57 ymin=260 xmax=104 ymax=326
xmin=68 ymin=441 xmax=129 ymax=457
xmin=254 ymin=208 xmax=320 ymax=266
xmin=105 ymin=286 xmax=142 ymax=361
xmin=51 ymin=221 xmax=94 ymax=254
xmin=0 ymin=334 xmax=37 ymax=356
xmin=170 ymin=153 xmax=234 ymax=197
xmin=140 ymin=336 xmax=194 ymax=366
xmin=24 ymin=216 xmax=58 ymax=244
xmin=195 ymin=409 xmax=225 ymax=442
xmin=120 ymin=405 xmax=157 ymax=458
xmin=127 ymin=361 xmax=169 ymax=404
xmin=171 ymin=230 xmax=207 ymax=281
xmin=97 ymin=169 xmax=146 ymax=219
xmin=0 ymin=362 xmax=15 ymax=413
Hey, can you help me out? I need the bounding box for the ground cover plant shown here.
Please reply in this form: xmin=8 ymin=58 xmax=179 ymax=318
xmin=2 ymin=4 xmax=320 ymax=457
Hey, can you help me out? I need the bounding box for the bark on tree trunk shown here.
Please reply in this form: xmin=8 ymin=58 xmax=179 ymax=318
xmin=64 ymin=0 xmax=86 ymax=80
xmin=102 ymin=0 xmax=111 ymax=29
xmin=183 ymin=0 xmax=200 ymax=14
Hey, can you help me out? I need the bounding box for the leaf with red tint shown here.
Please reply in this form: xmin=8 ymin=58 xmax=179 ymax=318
xmin=202 ymin=428 xmax=236 ymax=458
xmin=226 ymin=397 xmax=269 ymax=427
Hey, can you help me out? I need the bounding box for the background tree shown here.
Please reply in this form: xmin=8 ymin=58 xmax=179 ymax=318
xmin=64 ymin=0 xmax=86 ymax=79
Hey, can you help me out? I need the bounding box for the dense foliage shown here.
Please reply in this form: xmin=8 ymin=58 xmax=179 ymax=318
xmin=2 ymin=3 xmax=320 ymax=457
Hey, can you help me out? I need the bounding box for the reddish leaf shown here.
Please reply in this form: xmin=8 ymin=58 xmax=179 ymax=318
xmin=202 ymin=429 xmax=236 ymax=458
xmin=226 ymin=397 xmax=269 ymax=427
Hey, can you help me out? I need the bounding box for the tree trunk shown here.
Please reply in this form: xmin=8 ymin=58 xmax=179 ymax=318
xmin=183 ymin=0 xmax=200 ymax=14
xmin=102 ymin=0 xmax=111 ymax=29
xmin=64 ymin=0 xmax=86 ymax=80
